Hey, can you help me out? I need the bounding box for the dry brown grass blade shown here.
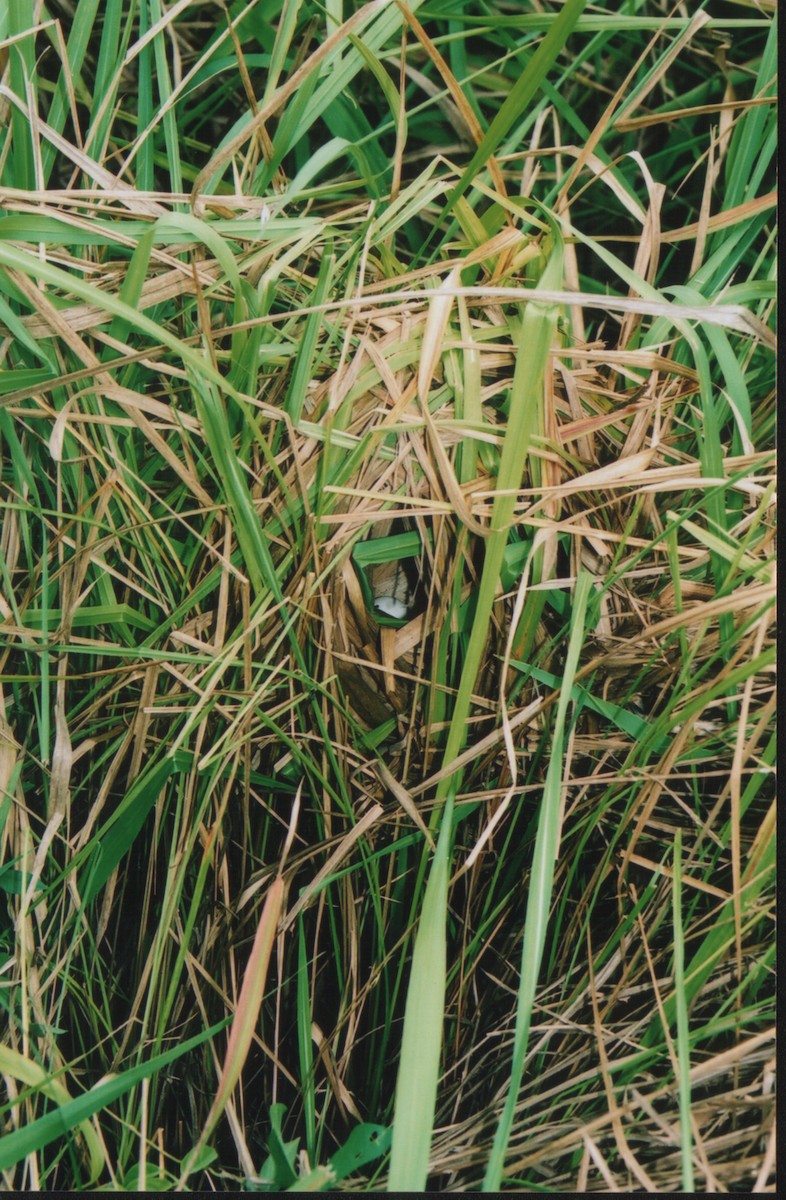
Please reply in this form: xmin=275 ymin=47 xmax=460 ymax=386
xmin=374 ymin=759 xmax=434 ymax=849
xmin=615 ymin=93 xmax=775 ymax=132
xmin=0 ymin=84 xmax=166 ymax=212
xmin=481 ymin=1021 xmax=774 ymax=1183
xmin=753 ymin=1118 xmax=777 ymax=1192
xmin=618 ymin=154 xmax=665 ymax=347
xmin=660 ymin=190 xmax=777 ymax=244
xmin=626 ymin=855 xmax=728 ymax=900
xmin=580 ymin=1132 xmax=621 ymax=1191
xmin=689 ymin=130 xmax=717 ymax=276
xmin=281 ymin=804 xmax=383 ymax=933
xmin=7 ymin=268 xmax=214 ymax=506
xmin=19 ymin=259 xmax=224 ymax=339
xmin=556 ymin=11 xmax=711 ymax=205
xmin=728 ymin=612 xmax=772 ymax=992
xmin=418 ymin=267 xmax=459 ymax=406
xmin=638 ymin=580 xmax=774 ymax=639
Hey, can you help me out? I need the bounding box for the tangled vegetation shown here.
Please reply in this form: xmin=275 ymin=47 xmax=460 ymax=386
xmin=0 ymin=0 xmax=775 ymax=1191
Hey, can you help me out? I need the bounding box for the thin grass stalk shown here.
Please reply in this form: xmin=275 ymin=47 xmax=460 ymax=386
xmin=435 ymin=230 xmax=566 ymax=819
xmin=190 ymin=0 xmax=421 ymax=202
xmin=135 ymin=0 xmax=155 ymax=193
xmin=39 ymin=0 xmax=100 ymax=184
xmin=649 ymin=791 xmax=775 ymax=1048
xmin=148 ymin=0 xmax=183 ymax=197
xmin=297 ymin=918 xmax=317 ymax=1164
xmin=673 ymin=829 xmax=695 ymax=1193
xmin=0 ymin=1021 xmax=229 ymax=1177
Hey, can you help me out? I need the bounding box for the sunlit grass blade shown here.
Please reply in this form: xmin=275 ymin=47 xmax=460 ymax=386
xmin=434 ymin=221 xmax=565 ymax=801
xmin=388 ymin=226 xmax=565 ymax=1190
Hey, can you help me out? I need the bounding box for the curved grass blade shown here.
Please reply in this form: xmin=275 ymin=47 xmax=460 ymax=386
xmin=0 ymin=1045 xmax=104 ymax=1183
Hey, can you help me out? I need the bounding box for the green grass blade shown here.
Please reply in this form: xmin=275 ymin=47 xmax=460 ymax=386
xmin=297 ymin=917 xmax=316 ymax=1163
xmin=387 ymin=819 xmax=449 ymax=1191
xmin=435 ymin=222 xmax=565 ymax=807
xmin=0 ymin=1045 xmax=104 ymax=1182
xmin=81 ymin=754 xmax=185 ymax=905
xmin=389 ymin=229 xmax=565 ymax=1189
xmin=135 ymin=0 xmax=155 ymax=192
xmin=442 ymin=0 xmax=588 ymax=217
xmin=5 ymin=0 xmax=36 ymax=191
xmin=149 ymin=0 xmax=183 ymax=195
xmin=482 ymin=572 xmax=593 ymax=1190
xmin=39 ymin=0 xmax=101 ymax=184
xmin=0 ymin=1019 xmax=229 ymax=1174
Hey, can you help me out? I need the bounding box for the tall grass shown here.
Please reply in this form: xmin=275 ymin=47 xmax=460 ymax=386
xmin=0 ymin=1 xmax=775 ymax=1191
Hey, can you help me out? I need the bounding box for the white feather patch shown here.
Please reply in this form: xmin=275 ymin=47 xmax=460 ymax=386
xmin=374 ymin=596 xmax=410 ymax=619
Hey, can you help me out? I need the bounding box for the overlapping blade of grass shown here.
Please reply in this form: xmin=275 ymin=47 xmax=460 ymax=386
xmin=4 ymin=0 xmax=37 ymax=191
xmin=190 ymin=0 xmax=426 ymax=201
xmin=0 ymin=1044 xmax=104 ymax=1182
xmin=38 ymin=0 xmax=101 ymax=184
xmin=179 ymin=874 xmax=285 ymax=1185
xmin=0 ymin=240 xmax=238 ymax=401
xmin=436 ymin=230 xmax=566 ymax=801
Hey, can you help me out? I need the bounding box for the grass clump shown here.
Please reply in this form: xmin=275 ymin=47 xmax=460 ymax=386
xmin=0 ymin=0 xmax=775 ymax=1192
